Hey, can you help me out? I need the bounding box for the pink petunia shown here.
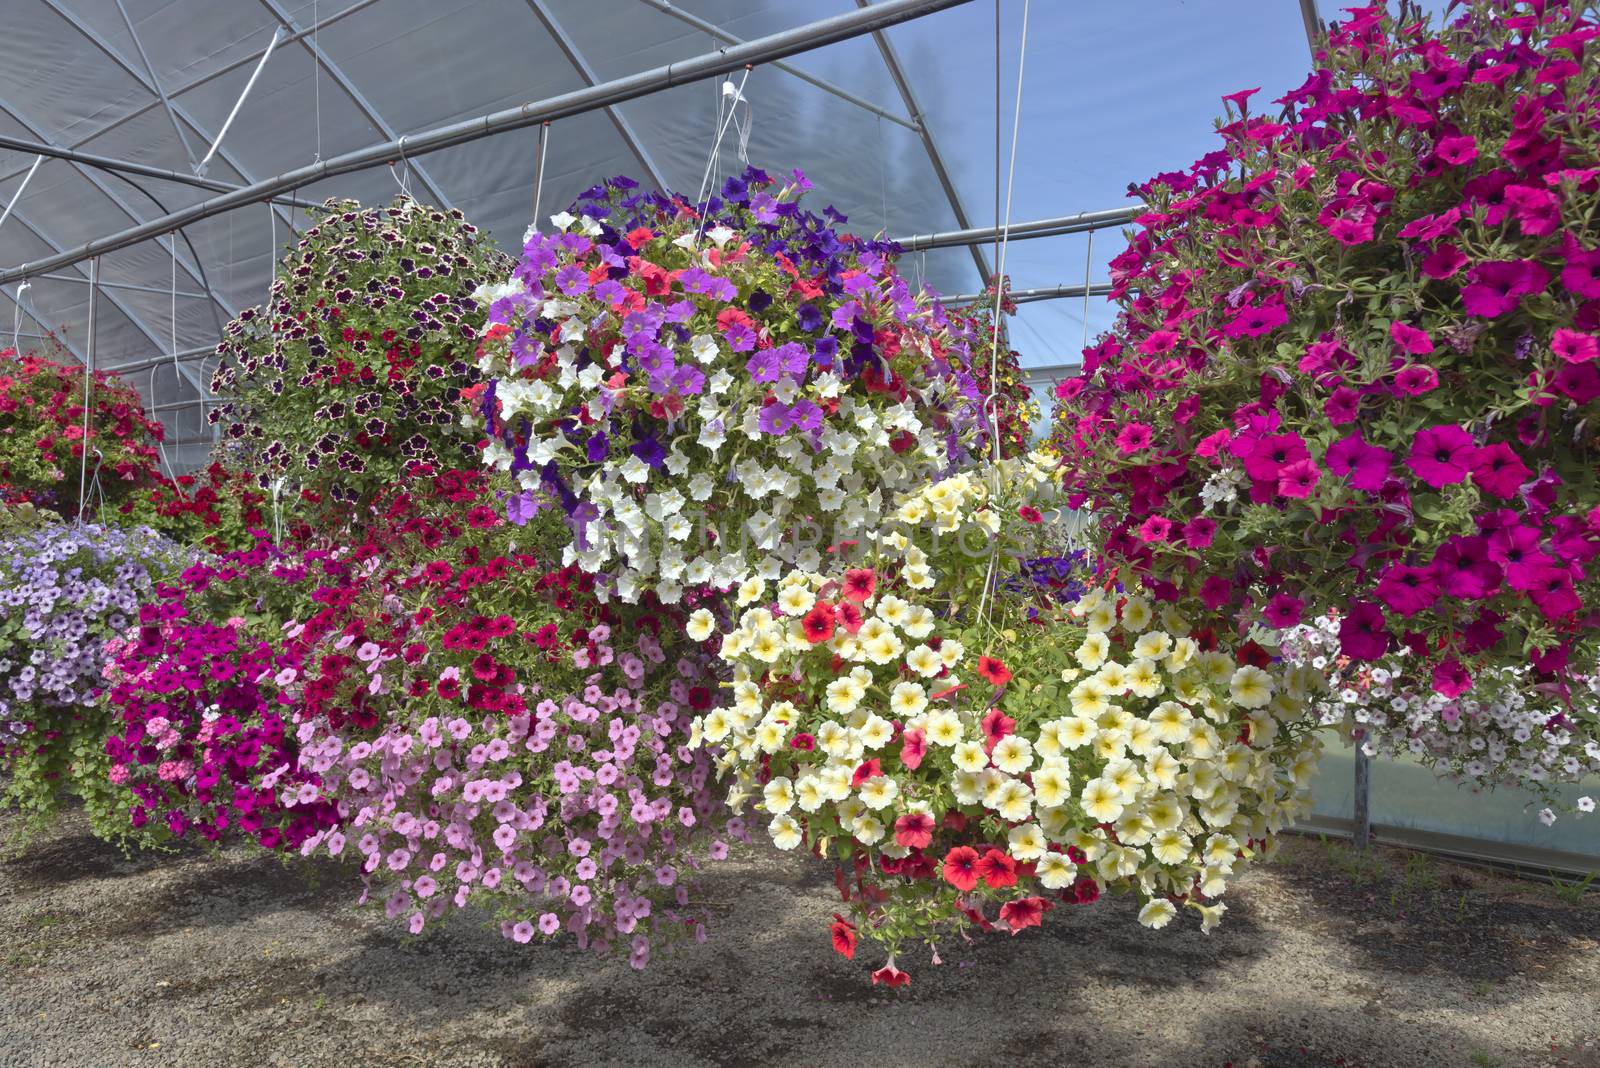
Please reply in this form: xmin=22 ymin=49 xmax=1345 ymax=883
xmin=1390 ymin=321 xmax=1435 ymax=355
xmin=1182 ymin=516 xmax=1217 ymax=548
xmin=1407 ymin=425 xmax=1475 ymax=488
xmin=1550 ymin=361 xmax=1600 ymax=404
xmin=1504 ymin=184 xmax=1562 ymax=237
xmin=1393 ymin=364 xmax=1439 ymax=395
xmin=1242 ymin=432 xmax=1310 ymax=481
xmin=1432 ymin=659 xmax=1473 ymax=698
xmin=1115 ymin=422 xmax=1154 ymax=454
xmin=1552 ymin=328 xmax=1599 ymax=365
xmin=1137 ymin=516 xmax=1174 ymax=543
xmin=1432 ymin=536 xmax=1501 ymax=600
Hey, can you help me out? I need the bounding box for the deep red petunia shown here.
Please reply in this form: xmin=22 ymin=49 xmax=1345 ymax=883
xmin=851 ymin=758 xmax=883 ymax=788
xmin=830 ymin=914 xmax=857 ymax=959
xmin=801 ymin=602 xmax=837 ymax=644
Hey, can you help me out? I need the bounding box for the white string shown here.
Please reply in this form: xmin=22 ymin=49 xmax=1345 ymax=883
xmin=9 ymin=281 xmax=26 ymax=352
xmin=78 ymin=258 xmax=98 ymax=521
xmin=692 ymin=68 xmax=753 ymax=246
xmin=312 ymin=0 xmax=323 ymax=163
xmin=728 ymin=79 xmax=753 ymax=166
xmin=532 ymin=123 xmax=550 ymax=230
xmin=1081 ymin=228 xmax=1094 ymax=353
xmin=975 ymin=0 xmax=1031 ymax=632
xmin=389 ymin=138 xmax=413 ymax=199
xmin=148 ymin=366 xmax=176 ymax=482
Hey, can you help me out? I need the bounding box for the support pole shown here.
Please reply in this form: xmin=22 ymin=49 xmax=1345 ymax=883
xmin=1353 ymin=746 xmax=1372 ymax=852
xmin=891 ymin=207 xmax=1136 ymax=252
xmin=0 ymin=0 xmax=976 ymax=286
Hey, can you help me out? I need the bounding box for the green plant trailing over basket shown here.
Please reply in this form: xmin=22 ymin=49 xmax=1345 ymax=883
xmin=209 ymin=196 xmax=511 ymax=522
xmin=1053 ymin=1 xmax=1600 ymax=706
xmin=0 ymin=344 xmax=169 ymax=520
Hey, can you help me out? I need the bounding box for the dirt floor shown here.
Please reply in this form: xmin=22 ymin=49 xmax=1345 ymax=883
xmin=2 ymin=811 xmax=1597 ymax=1068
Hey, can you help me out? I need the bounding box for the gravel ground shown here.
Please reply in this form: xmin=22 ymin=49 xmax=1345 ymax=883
xmin=2 ymin=811 xmax=1597 ymax=1068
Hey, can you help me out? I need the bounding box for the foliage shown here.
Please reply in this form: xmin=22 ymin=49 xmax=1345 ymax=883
xmin=475 ymin=167 xmax=988 ymax=603
xmin=209 ymin=196 xmax=511 ymax=519
xmin=1052 ymin=1 xmax=1600 ymax=703
xmin=0 ymin=520 xmax=192 ymax=845
xmin=689 ymin=455 xmax=1322 ymax=978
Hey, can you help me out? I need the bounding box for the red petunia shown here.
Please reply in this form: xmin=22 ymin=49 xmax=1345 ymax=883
xmin=842 ymin=568 xmax=878 ymax=603
xmin=851 ymin=758 xmax=883 ymax=788
xmin=870 ymin=962 xmax=911 ymax=987
xmin=801 ymin=603 xmax=836 ymax=644
xmin=830 ymin=914 xmax=857 ymax=959
xmin=893 ymin=812 xmax=935 ymax=850
xmin=835 ymin=601 xmax=865 ymax=635
xmin=999 ymin=896 xmax=1055 ymax=934
xmin=942 ymin=846 xmax=981 ymax=892
xmin=976 ymin=656 xmax=1012 ymax=686
xmin=1017 ymin=505 xmax=1043 ymax=523
xmin=975 ymin=848 xmax=1018 ymax=889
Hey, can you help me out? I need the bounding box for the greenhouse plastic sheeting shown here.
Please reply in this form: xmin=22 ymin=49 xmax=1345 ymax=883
xmin=0 ymin=0 xmax=1336 ymax=464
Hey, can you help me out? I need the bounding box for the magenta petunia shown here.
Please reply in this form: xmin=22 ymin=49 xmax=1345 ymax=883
xmin=1242 ymin=432 xmax=1310 ymax=481
xmin=1460 ymin=259 xmax=1549 ymax=318
xmin=1263 ymin=593 xmax=1304 ymax=628
xmin=1182 ymin=516 xmax=1218 ymax=548
xmin=1407 ymin=425 xmax=1475 ymax=488
xmin=1325 ymin=433 xmax=1392 ymax=492
xmin=1468 ymin=442 xmax=1532 ymax=499
xmin=1138 ymin=516 xmax=1174 ymax=543
xmin=1503 ymin=184 xmax=1562 ymax=237
xmin=1375 ymin=563 xmax=1440 ymax=618
xmin=1432 ymin=536 xmax=1501 ymax=600
xmin=1431 ymin=658 xmax=1473 ymax=698
xmin=1420 ymin=244 xmax=1468 ymax=279
xmin=1433 ymin=134 xmax=1477 ymax=166
xmin=1222 ymin=301 xmax=1289 ymax=339
xmin=1115 ymin=422 xmax=1154 ymax=454
xmin=1549 ymin=360 xmax=1600 ymax=404
xmin=1338 ymin=600 xmax=1390 ymax=661
xmin=1323 ymin=387 xmax=1361 ymax=425
xmin=1276 ymin=459 xmax=1321 ymax=499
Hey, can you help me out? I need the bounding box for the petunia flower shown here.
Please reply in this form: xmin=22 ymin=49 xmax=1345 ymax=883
xmin=998 ymin=896 xmax=1054 ymax=935
xmin=1468 ymin=442 xmax=1531 ymax=499
xmin=1460 ymin=259 xmax=1549 ymax=318
xmin=1406 ymin=425 xmax=1474 ymax=488
xmin=1552 ymin=329 xmax=1598 ymax=364
xmin=830 ymin=915 xmax=858 ymax=959
xmin=942 ymin=846 xmax=980 ymax=892
xmin=870 ymin=961 xmax=911 ymax=987
xmin=975 ymin=848 xmax=1018 ymax=889
xmin=893 ymin=812 xmax=934 ymax=850
xmin=842 ymin=568 xmax=877 ymax=603
xmin=977 ymin=656 xmax=1013 ymax=687
xmin=1337 ymin=600 xmax=1390 ymax=661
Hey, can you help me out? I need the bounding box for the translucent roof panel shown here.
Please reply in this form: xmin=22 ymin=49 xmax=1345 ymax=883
xmin=0 ymin=0 xmax=1360 ymax=456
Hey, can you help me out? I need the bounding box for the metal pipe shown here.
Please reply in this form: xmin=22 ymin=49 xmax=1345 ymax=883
xmin=0 ymin=0 xmax=974 ymax=286
xmin=98 ymin=345 xmax=217 ymax=376
xmin=891 ymin=207 xmax=1136 ymax=252
xmin=195 ymin=28 xmax=284 ymax=177
xmin=33 ymin=272 xmax=210 ymax=300
xmin=0 ymin=0 xmax=386 ymax=193
xmin=940 ymin=282 xmax=1112 ymax=306
xmin=633 ymin=0 xmax=918 ymax=131
xmin=0 ymin=134 xmax=320 ymax=208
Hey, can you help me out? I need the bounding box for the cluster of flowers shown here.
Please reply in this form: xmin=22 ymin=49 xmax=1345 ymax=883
xmin=1280 ymin=614 xmax=1598 ymax=820
xmin=0 ymin=344 xmax=169 ymax=519
xmin=105 ymin=466 xmax=739 ymax=959
xmin=689 ymin=455 xmax=1322 ymax=980
xmin=1051 ymin=1 xmax=1600 ymax=711
xmin=209 ymin=196 xmax=511 ymax=515
xmin=934 ymin=284 xmax=1038 ymax=459
xmin=115 ymin=459 xmax=275 ymax=554
xmin=474 ymin=167 xmax=987 ymax=603
xmin=0 ymin=520 xmax=191 ymax=842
